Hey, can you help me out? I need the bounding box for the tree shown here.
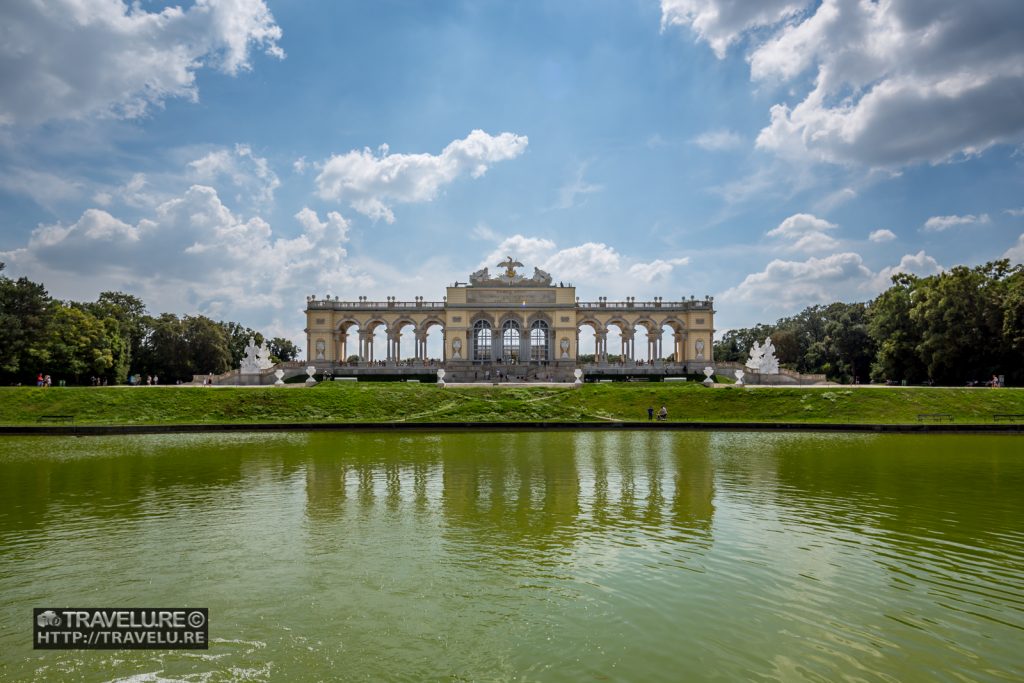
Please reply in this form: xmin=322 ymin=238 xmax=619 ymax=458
xmin=869 ymin=274 xmax=926 ymax=383
xmin=910 ymin=263 xmax=1008 ymax=384
xmin=183 ymin=315 xmax=232 ymax=378
xmin=43 ymin=304 xmax=117 ymax=383
xmin=138 ymin=313 xmax=189 ymax=381
xmin=0 ymin=265 xmax=54 ymax=383
xmin=268 ymin=337 xmax=300 ymax=362
xmin=219 ymin=321 xmax=264 ymax=367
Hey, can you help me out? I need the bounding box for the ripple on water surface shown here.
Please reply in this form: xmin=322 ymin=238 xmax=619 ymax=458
xmin=0 ymin=431 xmax=1022 ymax=681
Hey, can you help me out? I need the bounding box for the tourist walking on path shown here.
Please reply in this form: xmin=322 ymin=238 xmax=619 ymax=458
xmin=657 ymin=405 xmax=667 ymax=421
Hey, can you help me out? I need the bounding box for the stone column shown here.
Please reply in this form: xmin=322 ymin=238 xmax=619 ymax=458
xmin=492 ymin=327 xmax=501 ymax=362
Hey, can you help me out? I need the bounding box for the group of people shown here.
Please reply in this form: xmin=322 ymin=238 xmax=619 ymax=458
xmin=647 ymin=405 xmax=668 ymax=421
xmin=35 ymin=373 xmax=52 ymax=387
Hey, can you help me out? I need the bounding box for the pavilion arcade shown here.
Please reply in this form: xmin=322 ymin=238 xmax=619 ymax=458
xmin=304 ymin=258 xmax=715 ymax=381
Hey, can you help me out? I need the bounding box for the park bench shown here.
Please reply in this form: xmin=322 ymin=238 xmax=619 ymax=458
xmin=37 ymin=415 xmax=74 ymax=423
xmin=992 ymin=414 xmax=1024 ymax=422
xmin=917 ymin=413 xmax=953 ymax=422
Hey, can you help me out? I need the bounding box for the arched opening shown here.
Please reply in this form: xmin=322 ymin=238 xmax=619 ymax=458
xmin=501 ymin=320 xmax=521 ymax=363
xmin=661 ymin=320 xmax=687 ymax=364
xmin=632 ymin=319 xmax=657 ymax=364
xmin=473 ymin=320 xmax=492 ymax=362
xmin=363 ymin=319 xmax=387 ymax=364
xmin=530 ymin=320 xmax=550 ymax=361
xmin=420 ymin=319 xmax=445 ymax=363
xmin=335 ymin=320 xmax=361 ymax=364
xmin=606 ymin=319 xmax=631 ymax=364
xmin=577 ymin=320 xmax=602 ymax=363
xmin=392 ymin=319 xmax=416 ymax=363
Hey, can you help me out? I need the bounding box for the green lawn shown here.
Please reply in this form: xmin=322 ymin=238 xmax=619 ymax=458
xmin=1 ymin=383 xmax=1023 ymax=426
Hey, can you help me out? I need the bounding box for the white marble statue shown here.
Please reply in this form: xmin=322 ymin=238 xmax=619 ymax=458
xmin=745 ymin=337 xmax=779 ymax=374
xmin=760 ymin=337 xmax=779 ymax=374
xmin=241 ymin=336 xmax=275 ymax=374
xmin=530 ymin=267 xmax=553 ymax=285
xmin=745 ymin=340 xmax=763 ymax=372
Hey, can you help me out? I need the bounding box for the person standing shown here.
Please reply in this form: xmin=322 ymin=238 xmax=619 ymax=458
xmin=657 ymin=405 xmax=667 ymax=421
xmin=647 ymin=406 xmax=654 ymax=421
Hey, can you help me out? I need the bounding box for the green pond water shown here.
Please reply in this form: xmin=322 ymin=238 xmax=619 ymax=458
xmin=0 ymin=431 xmax=1022 ymax=682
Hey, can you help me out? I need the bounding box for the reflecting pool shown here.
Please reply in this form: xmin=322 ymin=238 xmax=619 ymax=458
xmin=0 ymin=431 xmax=1022 ymax=681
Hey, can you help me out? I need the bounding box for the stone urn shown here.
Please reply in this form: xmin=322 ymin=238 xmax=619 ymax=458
xmin=305 ymin=366 xmax=317 ymax=385
xmin=734 ymin=369 xmax=744 ymax=386
xmin=702 ymin=366 xmax=715 ymax=387
xmin=573 ymin=368 xmax=583 ymax=385
xmin=437 ymin=368 xmax=446 ymax=387
xmin=274 ymin=369 xmax=285 ymax=386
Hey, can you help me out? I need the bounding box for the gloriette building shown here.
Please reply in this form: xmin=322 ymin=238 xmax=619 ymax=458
xmin=304 ymin=257 xmax=714 ymax=381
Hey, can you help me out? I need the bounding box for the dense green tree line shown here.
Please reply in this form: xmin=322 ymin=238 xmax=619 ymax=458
xmin=714 ymin=260 xmax=1024 ymax=385
xmin=0 ymin=264 xmax=300 ymax=385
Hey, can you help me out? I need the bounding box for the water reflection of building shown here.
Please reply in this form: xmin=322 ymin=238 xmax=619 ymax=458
xmin=441 ymin=433 xmax=582 ymax=551
xmin=296 ymin=432 xmax=718 ymax=555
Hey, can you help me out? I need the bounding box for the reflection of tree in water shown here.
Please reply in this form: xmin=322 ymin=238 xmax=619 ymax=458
xmin=764 ymin=434 xmax=1024 ymax=580
xmin=0 ymin=433 xmax=300 ymax=542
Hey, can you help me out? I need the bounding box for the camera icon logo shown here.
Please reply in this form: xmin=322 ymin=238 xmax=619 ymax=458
xmin=37 ymin=610 xmax=61 ymax=628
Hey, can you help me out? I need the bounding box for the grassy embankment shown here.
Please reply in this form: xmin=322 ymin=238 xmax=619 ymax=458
xmin=1 ymin=383 xmax=1023 ymax=426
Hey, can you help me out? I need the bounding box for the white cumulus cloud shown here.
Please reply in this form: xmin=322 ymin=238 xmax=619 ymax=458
xmin=869 ymin=229 xmax=897 ymax=243
xmin=0 ymin=188 xmax=359 ymax=341
xmin=692 ymin=129 xmax=743 ymax=151
xmin=479 ymin=234 xmax=690 ymax=293
xmin=721 ymin=252 xmax=873 ymax=309
xmin=628 ymin=258 xmax=691 ymax=282
xmin=315 ymin=130 xmax=529 ymax=223
xmin=660 ymin=0 xmax=804 ymax=59
xmin=718 ymin=248 xmax=950 ymax=323
xmin=1005 ymin=234 xmax=1024 ymax=264
xmin=188 ymin=144 xmax=280 ymax=205
xmin=922 ymin=213 xmax=991 ymax=232
xmin=766 ymin=213 xmax=839 ymax=252
xmin=0 ymin=0 xmax=284 ymax=126
xmin=871 ymin=250 xmax=944 ymax=289
xmin=665 ymin=0 xmax=1024 ymax=168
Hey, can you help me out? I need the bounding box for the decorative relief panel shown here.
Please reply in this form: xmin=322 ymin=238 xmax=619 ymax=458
xmin=466 ymin=289 xmax=556 ymax=304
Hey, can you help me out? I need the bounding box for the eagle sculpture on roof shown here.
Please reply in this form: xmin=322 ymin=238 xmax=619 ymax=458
xmin=497 ymin=256 xmax=524 ymax=279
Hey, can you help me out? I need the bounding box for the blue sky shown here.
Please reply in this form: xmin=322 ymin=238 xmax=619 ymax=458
xmin=2 ymin=0 xmax=1023 ymax=354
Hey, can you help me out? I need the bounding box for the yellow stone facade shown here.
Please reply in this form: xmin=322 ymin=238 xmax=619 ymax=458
xmin=304 ymin=260 xmax=714 ymax=375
